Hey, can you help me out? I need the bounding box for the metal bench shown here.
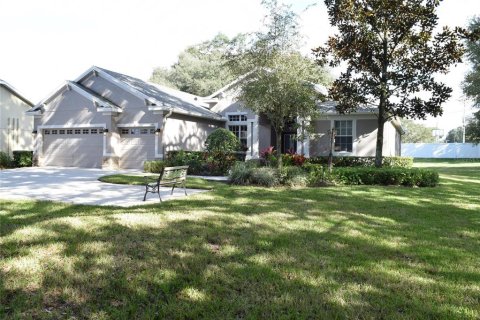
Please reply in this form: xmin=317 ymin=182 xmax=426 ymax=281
xmin=143 ymin=165 xmax=189 ymax=202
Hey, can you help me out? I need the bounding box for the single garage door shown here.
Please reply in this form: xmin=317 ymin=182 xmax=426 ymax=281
xmin=42 ymin=128 xmax=103 ymax=168
xmin=119 ymin=127 xmax=156 ymax=169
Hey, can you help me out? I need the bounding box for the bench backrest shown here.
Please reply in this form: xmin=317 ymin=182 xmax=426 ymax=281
xmin=159 ymin=166 xmax=188 ymax=183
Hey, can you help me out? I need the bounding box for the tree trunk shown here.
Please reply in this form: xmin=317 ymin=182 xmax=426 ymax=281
xmin=276 ymin=129 xmax=283 ymax=169
xmin=375 ymin=111 xmax=385 ymax=168
xmin=376 ymin=36 xmax=388 ymax=168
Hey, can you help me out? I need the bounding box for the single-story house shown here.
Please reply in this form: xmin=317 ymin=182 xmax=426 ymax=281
xmin=0 ymin=79 xmax=34 ymax=154
xmin=27 ymin=66 xmax=402 ymax=169
xmin=204 ymin=79 xmax=403 ymax=159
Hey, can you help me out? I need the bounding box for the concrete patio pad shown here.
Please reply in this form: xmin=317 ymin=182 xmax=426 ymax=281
xmin=0 ymin=167 xmax=209 ymax=207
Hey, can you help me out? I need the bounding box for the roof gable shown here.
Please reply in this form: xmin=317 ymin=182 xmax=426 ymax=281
xmin=0 ymin=79 xmax=33 ymax=106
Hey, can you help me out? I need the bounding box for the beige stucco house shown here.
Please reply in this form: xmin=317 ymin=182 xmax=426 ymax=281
xmin=27 ymin=66 xmax=402 ymax=169
xmin=0 ymin=80 xmax=34 ymax=154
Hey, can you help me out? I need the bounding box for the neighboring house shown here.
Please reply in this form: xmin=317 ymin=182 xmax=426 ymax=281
xmin=203 ymin=81 xmax=403 ymax=159
xmin=0 ymin=80 xmax=34 ymax=154
xmin=28 ymin=66 xmax=402 ymax=170
xmin=27 ymin=66 xmax=225 ymax=169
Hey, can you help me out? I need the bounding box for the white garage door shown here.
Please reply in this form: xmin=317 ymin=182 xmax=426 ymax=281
xmin=42 ymin=128 xmax=103 ymax=168
xmin=119 ymin=127 xmax=156 ymax=169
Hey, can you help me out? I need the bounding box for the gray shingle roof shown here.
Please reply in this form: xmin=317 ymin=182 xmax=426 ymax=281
xmin=317 ymin=100 xmax=378 ymax=114
xmin=97 ymin=67 xmax=224 ymax=121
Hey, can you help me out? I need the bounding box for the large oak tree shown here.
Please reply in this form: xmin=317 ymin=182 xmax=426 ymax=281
xmin=314 ymin=0 xmax=476 ymax=166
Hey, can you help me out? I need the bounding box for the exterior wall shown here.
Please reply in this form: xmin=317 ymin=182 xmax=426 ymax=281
xmin=309 ymin=120 xmax=331 ymax=156
xmin=258 ymin=114 xmax=272 ymax=153
xmin=309 ymin=115 xmax=400 ymax=157
xmin=0 ymin=86 xmax=33 ymax=154
xmin=211 ymin=92 xmax=260 ymax=158
xmin=163 ymin=113 xmax=223 ymax=155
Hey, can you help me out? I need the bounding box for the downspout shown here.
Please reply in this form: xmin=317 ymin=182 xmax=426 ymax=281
xmin=161 ymin=109 xmax=173 ymax=159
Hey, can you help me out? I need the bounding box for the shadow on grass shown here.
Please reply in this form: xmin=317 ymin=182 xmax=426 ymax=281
xmin=1 ymin=163 xmax=480 ymax=319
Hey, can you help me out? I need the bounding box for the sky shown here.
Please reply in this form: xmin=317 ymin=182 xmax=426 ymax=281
xmin=0 ymin=0 xmax=479 ymax=135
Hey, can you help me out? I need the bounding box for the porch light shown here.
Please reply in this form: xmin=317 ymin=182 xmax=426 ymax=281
xmin=32 ymin=130 xmax=38 ymax=134
xmin=155 ymin=128 xmax=161 ymax=135
xmin=103 ymin=128 xmax=109 ymax=135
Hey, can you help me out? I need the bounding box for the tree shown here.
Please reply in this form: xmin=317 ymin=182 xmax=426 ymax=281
xmin=314 ymin=0 xmax=476 ymax=167
xmin=150 ymin=34 xmax=236 ymax=96
xmin=227 ymin=0 xmax=331 ymax=168
xmin=402 ymin=119 xmax=435 ymax=143
xmin=465 ymin=111 xmax=480 ymax=144
xmin=445 ymin=127 xmax=464 ymax=143
xmin=463 ymin=16 xmax=480 ymax=107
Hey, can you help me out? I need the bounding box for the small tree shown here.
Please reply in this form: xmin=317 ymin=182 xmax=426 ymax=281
xmin=205 ymin=128 xmax=241 ymax=153
xmin=402 ymin=119 xmax=436 ymax=143
xmin=227 ymin=0 xmax=330 ymax=168
xmin=315 ymin=0 xmax=477 ymax=167
xmin=466 ymin=111 xmax=480 ymax=144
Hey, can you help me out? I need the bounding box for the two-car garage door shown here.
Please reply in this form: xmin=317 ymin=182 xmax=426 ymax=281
xmin=42 ymin=128 xmax=103 ymax=168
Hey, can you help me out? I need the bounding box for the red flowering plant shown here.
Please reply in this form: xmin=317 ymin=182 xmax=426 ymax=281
xmin=260 ymin=146 xmax=277 ymax=167
xmin=282 ymin=150 xmax=306 ymax=166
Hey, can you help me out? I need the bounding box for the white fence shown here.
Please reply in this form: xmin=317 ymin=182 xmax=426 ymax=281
xmin=402 ymin=143 xmax=480 ymax=158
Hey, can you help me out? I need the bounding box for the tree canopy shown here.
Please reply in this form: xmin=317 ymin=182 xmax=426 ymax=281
xmin=314 ymin=0 xmax=476 ymax=167
xmin=150 ymin=34 xmax=236 ymax=96
xmin=401 ymin=119 xmax=435 ymax=143
xmin=227 ymin=0 xmax=331 ymax=167
xmin=445 ymin=126 xmax=464 ymax=143
xmin=465 ymin=111 xmax=480 ymax=144
xmin=463 ymin=16 xmax=480 ymax=107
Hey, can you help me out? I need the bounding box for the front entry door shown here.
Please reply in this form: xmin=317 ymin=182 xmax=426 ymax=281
xmin=282 ymin=133 xmax=297 ymax=154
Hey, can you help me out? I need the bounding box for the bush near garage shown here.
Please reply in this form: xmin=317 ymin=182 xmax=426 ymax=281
xmin=0 ymin=151 xmax=13 ymax=169
xmin=12 ymin=150 xmax=33 ymax=167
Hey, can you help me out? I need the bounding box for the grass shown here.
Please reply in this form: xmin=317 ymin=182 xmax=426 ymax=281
xmin=1 ymin=161 xmax=479 ymax=319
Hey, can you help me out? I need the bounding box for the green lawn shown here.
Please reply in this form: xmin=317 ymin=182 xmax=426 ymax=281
xmin=1 ymin=161 xmax=479 ymax=319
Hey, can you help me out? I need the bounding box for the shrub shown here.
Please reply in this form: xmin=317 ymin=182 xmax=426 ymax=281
xmin=204 ymin=151 xmax=238 ymax=176
xmin=330 ymin=167 xmax=439 ymax=187
xmin=0 ymin=151 xmax=12 ymax=169
xmin=205 ymin=128 xmax=241 ymax=153
xmin=144 ymin=160 xmax=166 ymax=173
xmin=249 ymin=167 xmax=280 ymax=187
xmin=12 ymin=150 xmax=33 ymax=167
xmin=229 ymin=162 xmax=252 ymax=185
xmin=279 ymin=166 xmax=308 ymax=187
xmin=282 ymin=152 xmax=307 ymax=166
xmin=260 ymin=146 xmax=278 ymax=167
xmin=166 ymin=150 xmax=238 ymax=176
xmin=308 ymin=156 xmax=413 ymax=168
xmin=167 ymin=151 xmax=204 ymax=174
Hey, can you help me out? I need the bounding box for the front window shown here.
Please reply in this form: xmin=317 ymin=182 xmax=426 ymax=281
xmin=334 ymin=120 xmax=353 ymax=152
xmin=228 ymin=125 xmax=248 ymax=149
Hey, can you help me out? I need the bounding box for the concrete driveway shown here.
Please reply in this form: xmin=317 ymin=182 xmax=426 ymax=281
xmin=0 ymin=167 xmax=208 ymax=207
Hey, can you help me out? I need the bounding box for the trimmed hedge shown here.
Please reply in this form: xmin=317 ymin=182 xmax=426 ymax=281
xmin=12 ymin=150 xmax=33 ymax=167
xmin=308 ymin=156 xmax=413 ymax=168
xmin=166 ymin=150 xmax=244 ymax=176
xmin=329 ymin=167 xmax=439 ymax=187
xmin=144 ymin=160 xmax=166 ymax=173
xmin=230 ymin=162 xmax=438 ymax=188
